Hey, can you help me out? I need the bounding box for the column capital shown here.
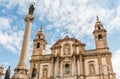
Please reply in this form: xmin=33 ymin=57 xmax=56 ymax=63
xmin=25 ymin=14 xmax=34 ymax=22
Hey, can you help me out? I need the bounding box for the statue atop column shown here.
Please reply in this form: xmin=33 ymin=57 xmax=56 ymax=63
xmin=29 ymin=3 xmax=35 ymax=15
xmin=31 ymin=64 xmax=37 ymax=78
xmin=4 ymin=66 xmax=10 ymax=79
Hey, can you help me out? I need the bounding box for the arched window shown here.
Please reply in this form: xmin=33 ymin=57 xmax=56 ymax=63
xmin=98 ymin=34 xmax=103 ymax=40
xmin=65 ymin=64 xmax=70 ymax=75
xmin=98 ymin=27 xmax=101 ymax=30
xmin=36 ymin=43 xmax=40 ymax=48
xmin=89 ymin=64 xmax=95 ymax=74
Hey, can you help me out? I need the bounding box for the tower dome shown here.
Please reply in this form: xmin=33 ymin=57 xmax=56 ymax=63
xmin=36 ymin=26 xmax=45 ymax=39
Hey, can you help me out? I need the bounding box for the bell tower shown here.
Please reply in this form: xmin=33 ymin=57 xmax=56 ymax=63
xmin=30 ymin=26 xmax=47 ymax=79
xmin=32 ymin=26 xmax=47 ymax=55
xmin=93 ymin=16 xmax=109 ymax=50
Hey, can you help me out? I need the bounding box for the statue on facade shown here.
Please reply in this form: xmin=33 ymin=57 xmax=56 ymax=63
xmin=4 ymin=66 xmax=10 ymax=79
xmin=31 ymin=64 xmax=37 ymax=78
xmin=89 ymin=64 xmax=95 ymax=74
xmin=43 ymin=68 xmax=47 ymax=77
xmin=29 ymin=3 xmax=35 ymax=15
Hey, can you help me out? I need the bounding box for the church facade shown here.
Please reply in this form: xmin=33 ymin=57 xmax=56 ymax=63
xmin=30 ymin=17 xmax=116 ymax=79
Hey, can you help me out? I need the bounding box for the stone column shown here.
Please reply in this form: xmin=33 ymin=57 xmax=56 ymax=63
xmin=99 ymin=66 xmax=104 ymax=79
xmin=107 ymin=66 xmax=112 ymax=79
xmin=77 ymin=58 xmax=80 ymax=77
xmin=73 ymin=55 xmax=77 ymax=79
xmin=50 ymin=58 xmax=54 ymax=79
xmin=19 ymin=14 xmax=34 ymax=67
xmin=79 ymin=54 xmax=84 ymax=79
xmin=11 ymin=14 xmax=34 ymax=79
xmin=56 ymin=56 xmax=59 ymax=78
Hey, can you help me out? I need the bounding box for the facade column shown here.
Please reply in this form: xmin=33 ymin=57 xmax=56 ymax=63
xmin=54 ymin=56 xmax=59 ymax=79
xmin=11 ymin=14 xmax=34 ymax=79
xmin=77 ymin=58 xmax=80 ymax=79
xmin=77 ymin=57 xmax=80 ymax=78
xmin=106 ymin=55 xmax=113 ymax=79
xmin=50 ymin=57 xmax=54 ymax=79
xmin=56 ymin=56 xmax=60 ymax=78
xmin=79 ymin=54 xmax=84 ymax=79
xmin=73 ymin=55 xmax=77 ymax=79
xmin=107 ymin=66 xmax=112 ymax=79
xmin=99 ymin=66 xmax=104 ymax=79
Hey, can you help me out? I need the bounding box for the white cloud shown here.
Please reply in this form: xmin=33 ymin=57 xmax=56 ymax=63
xmin=0 ymin=0 xmax=120 ymax=30
xmin=0 ymin=17 xmax=11 ymax=30
xmin=112 ymin=49 xmax=120 ymax=79
xmin=0 ymin=0 xmax=34 ymax=15
xmin=1 ymin=0 xmax=120 ymax=37
xmin=34 ymin=0 xmax=120 ymax=39
xmin=0 ymin=17 xmax=24 ymax=53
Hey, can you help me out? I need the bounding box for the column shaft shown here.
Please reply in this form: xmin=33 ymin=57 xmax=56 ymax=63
xmin=19 ymin=21 xmax=32 ymax=66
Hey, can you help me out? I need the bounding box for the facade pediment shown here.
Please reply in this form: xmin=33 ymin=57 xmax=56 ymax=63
xmin=51 ymin=35 xmax=85 ymax=50
xmin=50 ymin=35 xmax=86 ymax=57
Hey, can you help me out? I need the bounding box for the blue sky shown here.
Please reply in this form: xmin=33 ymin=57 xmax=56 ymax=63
xmin=0 ymin=0 xmax=120 ymax=79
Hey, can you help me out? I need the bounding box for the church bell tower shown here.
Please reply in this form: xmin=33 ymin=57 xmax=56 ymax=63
xmin=93 ymin=16 xmax=109 ymax=50
xmin=30 ymin=26 xmax=47 ymax=79
xmin=32 ymin=26 xmax=47 ymax=55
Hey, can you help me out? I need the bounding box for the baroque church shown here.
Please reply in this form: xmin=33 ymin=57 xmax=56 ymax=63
xmin=2 ymin=4 xmax=115 ymax=79
xmin=29 ymin=17 xmax=116 ymax=79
